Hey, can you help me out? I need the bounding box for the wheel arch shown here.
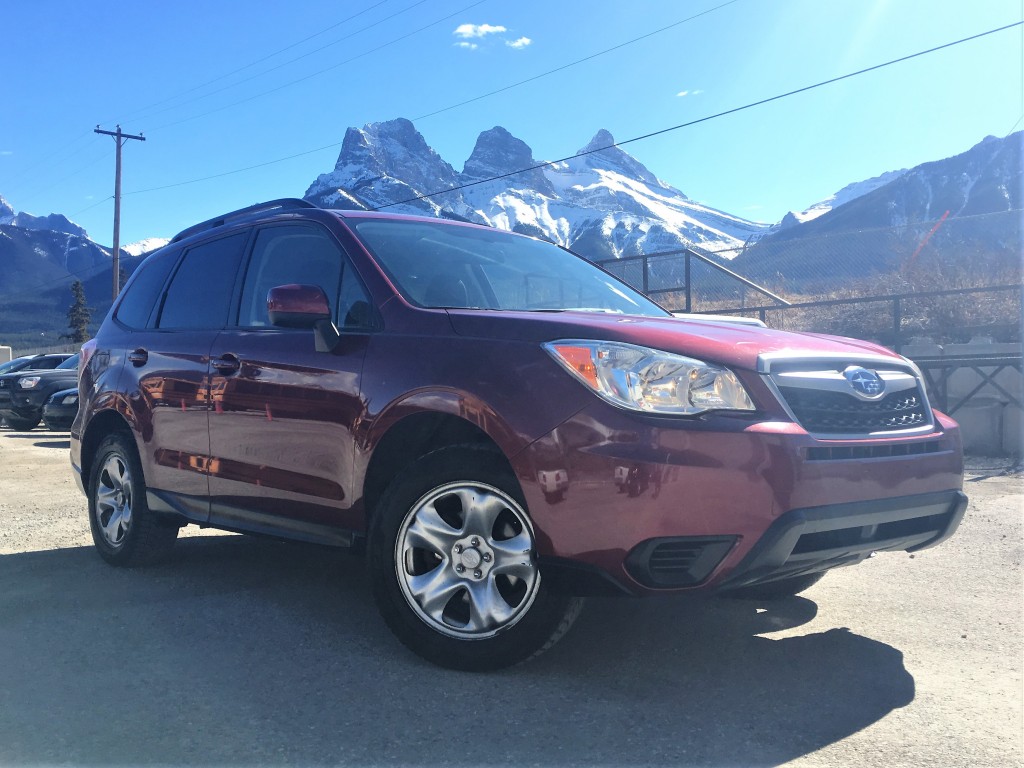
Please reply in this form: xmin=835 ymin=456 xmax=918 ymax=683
xmin=80 ymin=408 xmax=135 ymax=485
xmin=361 ymin=410 xmax=515 ymax=525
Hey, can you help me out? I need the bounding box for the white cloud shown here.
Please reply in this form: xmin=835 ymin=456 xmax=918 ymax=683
xmin=0 ymin=150 xmax=12 ymax=156
xmin=676 ymin=89 xmax=704 ymax=97
xmin=454 ymin=23 xmax=507 ymax=39
xmin=506 ymin=37 xmax=531 ymax=49
xmin=455 ymin=41 xmax=478 ymax=50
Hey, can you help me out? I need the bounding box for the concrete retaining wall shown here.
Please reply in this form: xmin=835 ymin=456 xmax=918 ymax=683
xmin=904 ymin=337 xmax=1023 ymax=457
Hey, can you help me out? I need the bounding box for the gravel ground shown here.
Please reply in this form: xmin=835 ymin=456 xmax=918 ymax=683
xmin=0 ymin=426 xmax=1021 ymax=767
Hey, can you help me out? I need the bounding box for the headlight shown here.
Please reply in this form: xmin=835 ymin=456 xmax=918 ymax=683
xmin=544 ymin=340 xmax=755 ymax=415
xmin=62 ymin=394 xmax=79 ymax=406
xmin=18 ymin=377 xmax=41 ymax=389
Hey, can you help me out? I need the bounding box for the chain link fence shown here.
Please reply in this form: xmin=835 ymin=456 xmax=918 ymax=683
xmin=598 ymin=209 xmax=1022 ymax=345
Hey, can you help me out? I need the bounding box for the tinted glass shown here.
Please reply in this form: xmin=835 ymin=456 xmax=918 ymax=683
xmin=159 ymin=233 xmax=248 ymax=329
xmin=238 ymin=226 xmax=343 ymax=327
xmin=32 ymin=357 xmax=65 ymax=369
xmin=349 ymin=219 xmax=668 ymax=316
xmin=116 ymin=248 xmax=179 ymax=329
xmin=57 ymin=354 xmax=80 ymax=370
xmin=0 ymin=357 xmax=31 ymax=374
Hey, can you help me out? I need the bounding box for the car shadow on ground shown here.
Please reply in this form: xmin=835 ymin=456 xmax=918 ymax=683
xmin=0 ymin=535 xmax=914 ymax=766
xmin=2 ymin=432 xmax=70 ymax=448
xmin=32 ymin=439 xmax=71 ymax=449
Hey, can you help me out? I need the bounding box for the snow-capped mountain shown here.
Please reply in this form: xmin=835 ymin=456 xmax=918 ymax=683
xmin=0 ymin=194 xmax=149 ymax=347
xmin=304 ymin=118 xmax=769 ymax=261
xmin=0 ymin=194 xmax=88 ymax=239
xmin=732 ymin=132 xmax=1022 ymax=289
xmin=773 ymin=169 xmax=909 ymax=232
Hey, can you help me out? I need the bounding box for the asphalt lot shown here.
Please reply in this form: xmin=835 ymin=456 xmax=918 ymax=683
xmin=0 ymin=425 xmax=1021 ymax=767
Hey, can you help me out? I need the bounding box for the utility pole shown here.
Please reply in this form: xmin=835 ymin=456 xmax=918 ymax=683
xmin=95 ymin=125 xmax=145 ymax=299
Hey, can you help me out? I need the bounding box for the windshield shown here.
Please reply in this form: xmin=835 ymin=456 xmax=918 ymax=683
xmin=349 ymin=219 xmax=669 ymax=317
xmin=0 ymin=357 xmax=31 ymax=374
xmin=57 ymin=354 xmax=80 ymax=370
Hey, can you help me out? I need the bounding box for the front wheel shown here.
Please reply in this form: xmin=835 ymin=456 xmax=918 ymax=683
xmin=369 ymin=446 xmax=583 ymax=671
xmin=88 ymin=432 xmax=178 ymax=566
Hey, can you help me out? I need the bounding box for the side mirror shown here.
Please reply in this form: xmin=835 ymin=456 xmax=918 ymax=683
xmin=267 ymin=284 xmax=340 ymax=353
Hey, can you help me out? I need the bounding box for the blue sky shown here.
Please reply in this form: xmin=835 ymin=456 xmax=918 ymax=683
xmin=1 ymin=0 xmax=1021 ymax=247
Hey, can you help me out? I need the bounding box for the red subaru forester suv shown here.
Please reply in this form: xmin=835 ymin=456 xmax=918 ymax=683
xmin=72 ymin=199 xmax=966 ymax=670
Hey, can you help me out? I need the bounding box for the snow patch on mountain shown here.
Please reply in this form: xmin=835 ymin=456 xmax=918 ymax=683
xmin=123 ymin=237 xmax=170 ymax=256
xmin=774 ymin=169 xmax=908 ymax=232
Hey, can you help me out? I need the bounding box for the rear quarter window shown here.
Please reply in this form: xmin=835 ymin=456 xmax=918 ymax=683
xmin=115 ymin=248 xmax=180 ymax=329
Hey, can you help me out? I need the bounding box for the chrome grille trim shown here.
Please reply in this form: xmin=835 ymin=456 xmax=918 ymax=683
xmin=759 ymin=355 xmax=935 ymax=439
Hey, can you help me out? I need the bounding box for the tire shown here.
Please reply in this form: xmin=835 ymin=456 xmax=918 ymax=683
xmin=88 ymin=432 xmax=178 ymax=566
xmin=724 ymin=571 xmax=826 ymax=600
xmin=5 ymin=415 xmax=39 ymax=431
xmin=368 ymin=445 xmax=584 ymax=671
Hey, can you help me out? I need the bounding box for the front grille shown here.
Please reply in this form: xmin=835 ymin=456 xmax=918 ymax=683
xmin=0 ymin=379 xmax=8 ymax=389
xmin=778 ymin=386 xmax=929 ymax=435
xmin=626 ymin=536 xmax=735 ymax=588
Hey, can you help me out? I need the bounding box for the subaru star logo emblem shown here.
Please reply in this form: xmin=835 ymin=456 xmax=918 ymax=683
xmin=844 ymin=366 xmax=885 ymax=398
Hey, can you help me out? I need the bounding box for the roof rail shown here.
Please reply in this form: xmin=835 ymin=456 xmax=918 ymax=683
xmin=170 ymin=198 xmax=318 ymax=243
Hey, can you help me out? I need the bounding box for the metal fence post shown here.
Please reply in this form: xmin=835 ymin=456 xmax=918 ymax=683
xmin=893 ymin=297 xmax=903 ymax=353
xmin=685 ymin=251 xmax=692 ymax=313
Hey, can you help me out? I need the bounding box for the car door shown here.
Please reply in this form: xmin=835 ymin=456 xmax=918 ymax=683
xmin=206 ymin=222 xmax=375 ymax=543
xmin=119 ymin=231 xmax=249 ymax=521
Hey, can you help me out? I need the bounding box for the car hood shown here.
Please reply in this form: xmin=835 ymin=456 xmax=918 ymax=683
xmin=444 ymin=310 xmax=900 ymax=371
xmin=0 ymin=367 xmax=78 ymax=384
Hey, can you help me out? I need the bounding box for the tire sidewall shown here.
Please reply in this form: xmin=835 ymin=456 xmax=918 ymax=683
xmin=368 ymin=446 xmax=575 ymax=671
xmin=88 ymin=433 xmax=148 ymax=565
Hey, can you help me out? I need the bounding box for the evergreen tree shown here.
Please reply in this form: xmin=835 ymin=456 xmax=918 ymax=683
xmin=63 ymin=280 xmax=92 ymax=343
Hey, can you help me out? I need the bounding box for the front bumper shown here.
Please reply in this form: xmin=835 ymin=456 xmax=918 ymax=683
xmin=0 ymin=388 xmax=48 ymax=420
xmin=519 ymin=402 xmax=965 ymax=595
xmin=42 ymin=402 xmax=77 ymax=430
xmin=715 ymin=489 xmax=966 ymax=591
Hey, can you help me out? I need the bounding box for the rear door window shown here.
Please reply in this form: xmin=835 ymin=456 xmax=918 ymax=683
xmin=158 ymin=233 xmax=248 ymax=329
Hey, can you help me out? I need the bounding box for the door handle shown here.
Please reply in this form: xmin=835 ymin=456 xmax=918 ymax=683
xmin=127 ymin=349 xmax=148 ymax=366
xmin=211 ymin=354 xmax=240 ymax=375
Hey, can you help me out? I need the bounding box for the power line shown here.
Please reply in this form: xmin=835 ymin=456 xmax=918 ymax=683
xmin=67 ymin=196 xmax=114 ymax=219
xmin=121 ymin=1 xmax=739 ymax=193
xmin=3 ymin=133 xmax=100 ymax=193
xmin=134 ymin=0 xmax=435 ymax=128
xmin=147 ymin=0 xmax=486 ymax=133
xmin=16 ymin=143 xmax=113 ymax=203
xmin=412 ymin=0 xmax=740 ymax=122
xmin=110 ymin=0 xmax=395 ymax=125
xmin=375 ymin=21 xmax=1024 ymax=210
xmin=123 ymin=143 xmax=340 ymax=196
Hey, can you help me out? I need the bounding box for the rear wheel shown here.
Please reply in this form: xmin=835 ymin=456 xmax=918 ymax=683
xmin=369 ymin=445 xmax=584 ymax=671
xmin=5 ymin=415 xmax=39 ymax=431
xmin=88 ymin=433 xmax=178 ymax=566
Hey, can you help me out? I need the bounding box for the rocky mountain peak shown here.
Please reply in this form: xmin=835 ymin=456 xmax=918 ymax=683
xmin=570 ymin=129 xmax=676 ymax=194
xmin=334 ymin=118 xmax=458 ymax=190
xmin=463 ymin=126 xmax=554 ymax=195
xmin=0 ymin=194 xmax=14 ymax=221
